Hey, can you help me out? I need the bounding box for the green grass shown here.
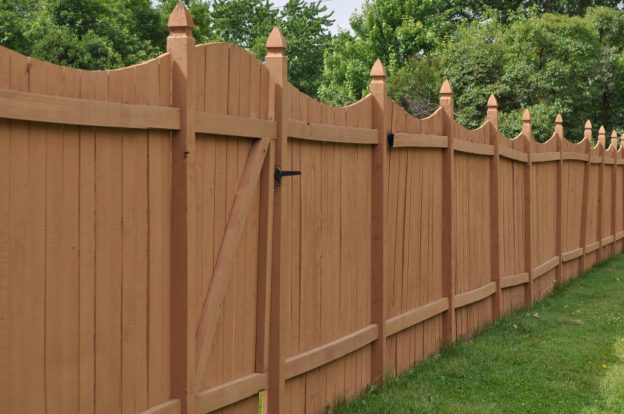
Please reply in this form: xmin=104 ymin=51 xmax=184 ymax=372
xmin=332 ymin=255 xmax=624 ymax=414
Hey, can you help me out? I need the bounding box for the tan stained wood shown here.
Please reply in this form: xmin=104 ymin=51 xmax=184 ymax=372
xmin=138 ymin=399 xmax=181 ymax=414
xmin=453 ymin=282 xmax=497 ymax=309
xmin=500 ymin=273 xmax=530 ymax=289
xmin=196 ymin=111 xmax=276 ymax=139
xmin=392 ymin=133 xmax=448 ymax=148
xmin=385 ymin=298 xmax=450 ymax=336
xmin=288 ymin=119 xmax=377 ymax=144
xmin=453 ymin=139 xmax=495 ymax=156
xmin=562 ymin=152 xmax=589 ymax=161
xmin=284 ymin=325 xmax=378 ymax=380
xmin=532 ymin=256 xmax=560 ymax=279
xmin=499 ymin=146 xmax=528 ymax=163
xmin=0 ymin=88 xmax=180 ymax=130
xmin=532 ymin=152 xmax=561 ymax=163
xmin=196 ymin=373 xmax=268 ymax=413
xmin=562 ymin=248 xmax=583 ymax=262
xmin=194 ymin=138 xmax=270 ymax=388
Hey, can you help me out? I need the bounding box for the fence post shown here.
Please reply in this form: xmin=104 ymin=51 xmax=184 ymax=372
xmin=264 ymin=27 xmax=289 ymax=414
xmin=611 ymin=131 xmax=618 ymax=258
xmin=555 ymin=114 xmax=564 ymax=286
xmin=580 ymin=121 xmax=592 ymax=273
xmin=369 ymin=59 xmax=388 ymax=386
xmin=522 ymin=110 xmax=534 ymax=305
xmin=487 ymin=95 xmax=502 ymax=318
xmin=440 ymin=80 xmax=456 ymax=343
xmin=597 ymin=126 xmax=606 ymax=262
xmin=620 ymin=133 xmax=624 ymax=255
xmin=167 ymin=4 xmax=197 ymax=413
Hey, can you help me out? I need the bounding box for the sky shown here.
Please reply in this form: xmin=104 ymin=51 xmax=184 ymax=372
xmin=272 ymin=0 xmax=365 ymax=34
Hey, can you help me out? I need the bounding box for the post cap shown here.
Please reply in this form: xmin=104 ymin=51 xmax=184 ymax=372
xmin=370 ymin=59 xmax=386 ymax=79
xmin=266 ymin=27 xmax=287 ymax=51
xmin=555 ymin=114 xmax=563 ymax=124
xmin=522 ymin=109 xmax=531 ymax=122
xmin=168 ymin=2 xmax=195 ymax=32
xmin=487 ymin=94 xmax=498 ymax=108
xmin=440 ymin=79 xmax=453 ymax=95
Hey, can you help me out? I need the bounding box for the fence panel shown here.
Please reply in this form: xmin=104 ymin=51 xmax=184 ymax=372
xmin=0 ymin=46 xmax=174 ymax=413
xmin=560 ymin=137 xmax=589 ymax=282
xmin=385 ymin=102 xmax=445 ymax=377
xmin=282 ymin=84 xmax=376 ymax=413
xmin=497 ymin=133 xmax=529 ymax=314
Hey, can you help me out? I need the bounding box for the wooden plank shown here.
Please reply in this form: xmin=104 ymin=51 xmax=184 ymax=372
xmin=385 ymin=298 xmax=449 ymax=337
xmin=562 ymin=247 xmax=583 ymax=262
xmin=586 ymin=241 xmax=600 ymax=253
xmin=288 ymin=119 xmax=378 ymax=144
xmin=591 ymin=155 xmax=603 ymax=164
xmin=500 ymin=273 xmax=530 ymax=289
xmin=148 ymin=53 xmax=172 ymax=407
xmin=602 ymin=235 xmax=615 ymax=245
xmin=532 ymin=152 xmax=561 ymax=163
xmin=532 ymin=256 xmax=560 ymax=280
xmin=562 ymin=152 xmax=589 ymax=162
xmin=196 ymin=111 xmax=276 ymax=139
xmin=138 ymin=399 xmax=181 ymax=414
xmin=499 ymin=145 xmax=528 ymax=163
xmin=194 ymin=138 xmax=270 ymax=389
xmin=0 ymin=88 xmax=180 ymax=130
xmin=453 ymin=139 xmax=495 ymax=156
xmin=616 ymin=230 xmax=624 ymax=241
xmin=283 ymin=325 xmax=378 ymax=380
xmin=392 ymin=133 xmax=448 ymax=149
xmin=453 ymin=282 xmax=497 ymax=309
xmin=490 ymin=122 xmax=502 ymax=318
xmin=78 ymin=68 xmax=105 ymax=414
xmin=196 ymin=373 xmax=267 ymax=413
xmin=95 ymin=69 xmax=123 ymax=413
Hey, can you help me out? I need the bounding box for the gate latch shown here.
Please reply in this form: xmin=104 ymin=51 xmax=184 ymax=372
xmin=274 ymin=167 xmax=301 ymax=187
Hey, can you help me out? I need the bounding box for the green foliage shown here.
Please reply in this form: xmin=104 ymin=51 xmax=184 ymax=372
xmin=318 ymin=32 xmax=375 ymax=106
xmin=277 ymin=0 xmax=334 ymax=97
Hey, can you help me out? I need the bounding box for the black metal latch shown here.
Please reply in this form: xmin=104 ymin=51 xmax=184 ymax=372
xmin=274 ymin=167 xmax=301 ymax=187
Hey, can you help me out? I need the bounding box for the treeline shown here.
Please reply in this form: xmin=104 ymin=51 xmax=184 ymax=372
xmin=2 ymin=0 xmax=624 ymax=140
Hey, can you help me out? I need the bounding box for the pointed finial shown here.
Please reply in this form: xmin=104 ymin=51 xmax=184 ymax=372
xmin=611 ymin=130 xmax=618 ymax=148
xmin=522 ymin=109 xmax=532 ymax=138
xmin=487 ymin=94 xmax=498 ymax=128
xmin=440 ymin=79 xmax=452 ymax=95
xmin=555 ymin=114 xmax=564 ymax=138
xmin=266 ymin=27 xmax=287 ymax=52
xmin=370 ymin=59 xmax=386 ymax=80
xmin=168 ymin=2 xmax=195 ymax=35
xmin=584 ymin=120 xmax=592 ymax=140
xmin=439 ymin=79 xmax=454 ymax=117
xmin=598 ymin=125 xmax=606 ymax=146
xmin=487 ymin=94 xmax=498 ymax=108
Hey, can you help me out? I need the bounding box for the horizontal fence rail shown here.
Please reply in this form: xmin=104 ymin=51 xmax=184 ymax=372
xmin=1 ymin=4 xmax=624 ymax=414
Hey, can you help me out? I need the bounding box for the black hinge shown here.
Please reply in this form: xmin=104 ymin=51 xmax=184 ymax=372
xmin=274 ymin=167 xmax=302 ymax=187
xmin=387 ymin=132 xmax=395 ymax=148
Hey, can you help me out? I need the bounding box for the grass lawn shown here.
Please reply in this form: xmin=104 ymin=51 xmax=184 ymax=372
xmin=332 ymin=255 xmax=624 ymax=414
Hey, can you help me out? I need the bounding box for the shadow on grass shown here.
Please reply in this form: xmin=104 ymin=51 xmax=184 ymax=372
xmin=331 ymin=255 xmax=624 ymax=414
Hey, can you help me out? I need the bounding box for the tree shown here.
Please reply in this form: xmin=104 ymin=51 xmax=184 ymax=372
xmin=278 ymin=0 xmax=333 ymax=97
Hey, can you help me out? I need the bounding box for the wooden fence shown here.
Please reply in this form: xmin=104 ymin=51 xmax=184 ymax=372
xmin=1 ymin=4 xmax=623 ymax=414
